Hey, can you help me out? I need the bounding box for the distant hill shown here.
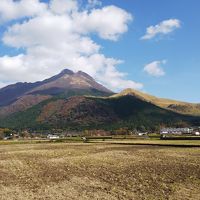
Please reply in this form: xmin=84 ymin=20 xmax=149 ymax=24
xmin=112 ymin=88 xmax=200 ymax=116
xmin=0 ymin=94 xmax=199 ymax=131
xmin=0 ymin=71 xmax=199 ymax=131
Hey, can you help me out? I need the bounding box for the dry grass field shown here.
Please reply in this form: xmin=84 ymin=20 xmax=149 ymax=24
xmin=0 ymin=142 xmax=200 ymax=200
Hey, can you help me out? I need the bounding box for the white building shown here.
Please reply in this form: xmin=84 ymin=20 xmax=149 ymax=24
xmin=160 ymin=128 xmax=193 ymax=135
xmin=195 ymin=132 xmax=200 ymax=136
xmin=47 ymin=134 xmax=60 ymax=139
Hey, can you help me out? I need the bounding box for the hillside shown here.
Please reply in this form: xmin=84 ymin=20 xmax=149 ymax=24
xmin=0 ymin=71 xmax=200 ymax=131
xmin=0 ymin=95 xmax=51 ymax=118
xmin=0 ymin=69 xmax=113 ymax=118
xmin=0 ymin=94 xmax=199 ymax=131
xmin=112 ymin=88 xmax=200 ymax=116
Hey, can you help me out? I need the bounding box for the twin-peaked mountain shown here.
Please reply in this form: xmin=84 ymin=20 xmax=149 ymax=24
xmin=0 ymin=69 xmax=112 ymax=117
xmin=0 ymin=69 xmax=199 ymax=130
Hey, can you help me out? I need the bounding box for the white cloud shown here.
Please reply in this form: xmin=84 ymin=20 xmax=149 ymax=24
xmin=141 ymin=19 xmax=181 ymax=40
xmin=0 ymin=82 xmax=7 ymax=89
xmin=0 ymin=0 xmax=142 ymax=91
xmin=0 ymin=0 xmax=47 ymax=23
xmin=73 ymin=5 xmax=133 ymax=41
xmin=144 ymin=60 xmax=166 ymax=77
xmin=50 ymin=0 xmax=78 ymax=14
xmin=87 ymin=0 xmax=102 ymax=8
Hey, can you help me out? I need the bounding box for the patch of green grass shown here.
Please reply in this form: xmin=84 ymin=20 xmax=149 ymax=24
xmin=0 ymin=137 xmax=84 ymax=145
xmin=88 ymin=139 xmax=200 ymax=147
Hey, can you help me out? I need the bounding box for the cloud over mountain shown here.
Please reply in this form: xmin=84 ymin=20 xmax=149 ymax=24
xmin=0 ymin=0 xmax=143 ymax=91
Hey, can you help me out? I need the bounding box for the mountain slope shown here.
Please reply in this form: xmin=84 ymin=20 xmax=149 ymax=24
xmin=0 ymin=94 xmax=199 ymax=130
xmin=27 ymin=70 xmax=112 ymax=96
xmin=112 ymin=88 xmax=200 ymax=116
xmin=0 ymin=95 xmax=51 ymax=118
xmin=0 ymin=69 xmax=113 ymax=118
xmin=0 ymin=72 xmax=199 ymax=131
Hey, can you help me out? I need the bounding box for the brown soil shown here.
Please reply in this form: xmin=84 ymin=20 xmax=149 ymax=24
xmin=0 ymin=143 xmax=199 ymax=200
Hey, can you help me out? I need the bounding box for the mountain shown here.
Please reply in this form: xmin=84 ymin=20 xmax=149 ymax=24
xmin=112 ymin=88 xmax=200 ymax=116
xmin=36 ymin=95 xmax=199 ymax=130
xmin=0 ymin=69 xmax=113 ymax=117
xmin=0 ymin=93 xmax=199 ymax=131
xmin=26 ymin=70 xmax=112 ymax=96
xmin=0 ymin=69 xmax=112 ymax=107
xmin=0 ymin=71 xmax=199 ymax=131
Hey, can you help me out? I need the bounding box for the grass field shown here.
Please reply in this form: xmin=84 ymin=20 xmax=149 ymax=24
xmin=89 ymin=139 xmax=200 ymax=147
xmin=0 ymin=141 xmax=200 ymax=200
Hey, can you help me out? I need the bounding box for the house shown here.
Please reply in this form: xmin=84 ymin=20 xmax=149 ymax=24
xmin=47 ymin=134 xmax=60 ymax=139
xmin=138 ymin=132 xmax=147 ymax=136
xmin=160 ymin=128 xmax=193 ymax=135
xmin=195 ymin=132 xmax=200 ymax=136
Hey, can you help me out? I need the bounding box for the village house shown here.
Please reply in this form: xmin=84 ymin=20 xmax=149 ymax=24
xmin=160 ymin=127 xmax=193 ymax=135
xmin=47 ymin=134 xmax=60 ymax=139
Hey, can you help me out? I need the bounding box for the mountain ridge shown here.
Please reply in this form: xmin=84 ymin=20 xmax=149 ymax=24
xmin=0 ymin=70 xmax=199 ymax=131
xmin=112 ymin=88 xmax=200 ymax=116
xmin=0 ymin=69 xmax=113 ymax=108
xmin=1 ymin=94 xmax=199 ymax=131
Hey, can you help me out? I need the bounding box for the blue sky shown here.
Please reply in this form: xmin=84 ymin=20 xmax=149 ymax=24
xmin=96 ymin=0 xmax=200 ymax=102
xmin=0 ymin=0 xmax=199 ymax=102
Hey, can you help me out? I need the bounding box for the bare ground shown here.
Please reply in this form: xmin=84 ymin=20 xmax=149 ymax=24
xmin=0 ymin=142 xmax=200 ymax=200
